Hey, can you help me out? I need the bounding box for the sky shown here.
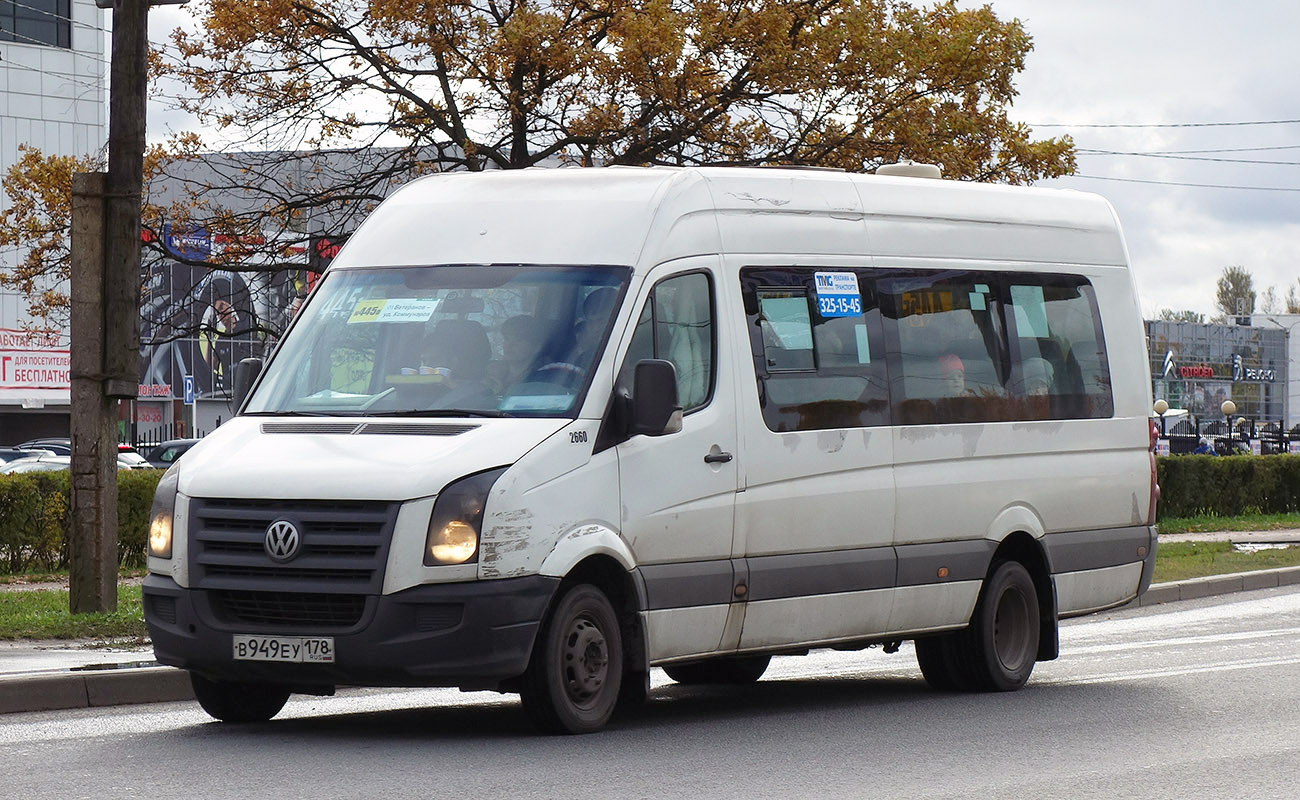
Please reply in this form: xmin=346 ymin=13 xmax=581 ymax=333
xmin=138 ymin=1 xmax=1300 ymax=321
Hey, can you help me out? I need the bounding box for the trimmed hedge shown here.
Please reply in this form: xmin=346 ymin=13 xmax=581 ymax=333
xmin=2 ymin=456 xmax=1294 ymax=572
xmin=0 ymin=469 xmax=161 ymax=574
xmin=1157 ymin=454 xmax=1300 ymax=518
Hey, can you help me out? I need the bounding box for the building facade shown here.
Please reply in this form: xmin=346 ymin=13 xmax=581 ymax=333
xmin=1147 ymin=320 xmax=1289 ymax=431
xmin=0 ymin=0 xmax=105 ymax=441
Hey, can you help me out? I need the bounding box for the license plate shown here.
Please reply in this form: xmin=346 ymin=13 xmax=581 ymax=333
xmin=232 ymin=634 xmax=335 ymax=663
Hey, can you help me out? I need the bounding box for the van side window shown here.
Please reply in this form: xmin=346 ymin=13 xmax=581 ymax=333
xmin=617 ymin=272 xmax=716 ymax=412
xmin=1007 ymin=277 xmax=1113 ymax=419
xmin=880 ymin=273 xmax=1011 ymax=424
xmin=742 ymin=268 xmax=888 ymax=432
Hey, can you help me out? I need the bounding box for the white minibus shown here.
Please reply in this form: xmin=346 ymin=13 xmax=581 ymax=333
xmin=144 ymin=165 xmax=1158 ymax=733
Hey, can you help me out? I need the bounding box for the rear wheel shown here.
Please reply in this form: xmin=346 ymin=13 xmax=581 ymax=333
xmin=519 ymin=584 xmax=624 ymax=734
xmin=662 ymin=654 xmax=772 ymax=685
xmin=190 ymin=673 xmax=290 ymax=722
xmin=914 ymin=635 xmax=968 ymax=691
xmin=970 ymin=560 xmax=1040 ymax=691
xmin=915 ymin=560 xmax=1040 ymax=692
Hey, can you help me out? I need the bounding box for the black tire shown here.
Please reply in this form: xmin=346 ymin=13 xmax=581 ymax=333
xmin=519 ymin=584 xmax=624 ymax=734
xmin=968 ymin=559 xmax=1040 ymax=691
xmin=190 ymin=673 xmax=290 ymax=722
xmin=662 ymin=654 xmax=772 ymax=685
xmin=914 ymin=635 xmax=966 ymax=691
xmin=916 ymin=560 xmax=1040 ymax=692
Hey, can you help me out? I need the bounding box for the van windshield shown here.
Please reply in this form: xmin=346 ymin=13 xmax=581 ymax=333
xmin=245 ymin=265 xmax=629 ymax=417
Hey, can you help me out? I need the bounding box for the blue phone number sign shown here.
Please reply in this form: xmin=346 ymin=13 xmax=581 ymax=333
xmin=814 ymin=272 xmax=863 ymax=318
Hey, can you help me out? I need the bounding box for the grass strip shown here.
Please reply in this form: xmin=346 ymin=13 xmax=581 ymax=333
xmin=1153 ymin=540 xmax=1300 ymax=583
xmin=1158 ymin=512 xmax=1300 ymax=533
xmin=0 ymin=585 xmax=145 ymax=641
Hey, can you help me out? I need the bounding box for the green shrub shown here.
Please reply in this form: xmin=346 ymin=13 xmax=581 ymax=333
xmin=0 ymin=469 xmax=162 ymax=574
xmin=1157 ymin=454 xmax=1300 ymax=518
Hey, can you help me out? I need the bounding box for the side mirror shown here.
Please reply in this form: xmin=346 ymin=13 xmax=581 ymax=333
xmin=232 ymin=357 xmax=264 ymax=411
xmin=629 ymin=359 xmax=683 ymax=437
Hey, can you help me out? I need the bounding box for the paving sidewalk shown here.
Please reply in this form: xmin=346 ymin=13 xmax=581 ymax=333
xmin=3 ymin=529 xmax=1300 ymax=717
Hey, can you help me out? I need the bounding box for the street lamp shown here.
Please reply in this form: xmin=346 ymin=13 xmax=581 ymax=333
xmin=1222 ymin=399 xmax=1237 ymax=454
xmin=1154 ymin=399 xmax=1169 ymax=437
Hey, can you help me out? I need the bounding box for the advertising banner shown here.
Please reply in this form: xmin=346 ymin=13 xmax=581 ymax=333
xmin=0 ymin=328 xmax=70 ymax=404
xmin=136 ymin=229 xmax=328 ymax=407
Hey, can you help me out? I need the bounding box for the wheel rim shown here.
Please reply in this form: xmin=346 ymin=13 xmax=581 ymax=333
xmin=561 ymin=613 xmax=608 ymax=708
xmin=992 ymin=583 xmax=1033 ymax=671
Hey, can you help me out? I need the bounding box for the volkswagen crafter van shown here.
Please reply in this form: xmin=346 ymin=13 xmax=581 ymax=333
xmin=144 ymin=165 xmax=1159 ymax=733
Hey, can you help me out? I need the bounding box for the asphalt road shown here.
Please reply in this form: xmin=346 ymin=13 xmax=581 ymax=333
xmin=3 ymin=586 xmax=1299 ymax=800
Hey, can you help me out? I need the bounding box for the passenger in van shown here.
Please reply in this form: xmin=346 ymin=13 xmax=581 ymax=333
xmin=411 ymin=319 xmax=495 ymax=407
xmin=939 ymin=353 xmax=970 ymax=397
xmin=1021 ymin=357 xmax=1055 ymax=396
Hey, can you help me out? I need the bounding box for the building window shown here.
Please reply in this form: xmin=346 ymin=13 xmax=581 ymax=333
xmin=0 ymin=0 xmax=72 ymax=49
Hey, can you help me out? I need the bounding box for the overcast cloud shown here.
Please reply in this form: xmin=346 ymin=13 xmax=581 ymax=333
xmin=143 ymin=2 xmax=1300 ymax=319
xmin=972 ymin=1 xmax=1300 ymax=318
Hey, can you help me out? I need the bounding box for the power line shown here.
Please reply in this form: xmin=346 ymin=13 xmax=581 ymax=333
xmin=0 ymin=29 xmax=111 ymax=65
xmin=1070 ymin=174 xmax=1300 ymax=192
xmin=4 ymin=0 xmax=106 ymax=34
xmin=1091 ymin=144 xmax=1300 ymax=156
xmin=0 ymin=56 xmax=106 ymax=98
xmin=1031 ymin=119 xmax=1300 ymax=129
xmin=1078 ymin=149 xmax=1300 ymax=166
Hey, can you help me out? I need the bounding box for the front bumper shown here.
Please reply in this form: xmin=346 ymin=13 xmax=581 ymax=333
xmin=144 ymin=573 xmax=559 ymax=689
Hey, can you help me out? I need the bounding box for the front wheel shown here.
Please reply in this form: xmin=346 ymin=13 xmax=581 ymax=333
xmin=190 ymin=673 xmax=290 ymax=722
xmin=519 ymin=584 xmax=624 ymax=734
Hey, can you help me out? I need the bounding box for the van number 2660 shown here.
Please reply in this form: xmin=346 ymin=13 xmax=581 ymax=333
xmin=570 ymin=431 xmax=588 ymax=444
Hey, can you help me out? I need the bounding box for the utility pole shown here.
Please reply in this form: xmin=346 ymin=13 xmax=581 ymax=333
xmin=70 ymin=0 xmax=182 ymax=613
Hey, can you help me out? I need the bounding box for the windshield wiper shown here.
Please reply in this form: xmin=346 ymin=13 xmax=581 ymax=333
xmin=242 ymin=410 xmax=336 ymax=417
xmin=363 ymin=409 xmax=515 ymax=419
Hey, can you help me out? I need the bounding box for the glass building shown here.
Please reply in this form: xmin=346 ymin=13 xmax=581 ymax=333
xmin=1147 ymin=320 xmax=1288 ymax=427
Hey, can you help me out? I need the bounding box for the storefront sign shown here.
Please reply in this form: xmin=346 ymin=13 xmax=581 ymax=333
xmin=0 ymin=329 xmax=69 ymax=390
xmin=1232 ymin=354 xmax=1276 ymax=382
xmin=1178 ymin=365 xmax=1214 ymax=378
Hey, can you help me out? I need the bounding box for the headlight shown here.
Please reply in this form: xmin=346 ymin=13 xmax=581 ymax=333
xmin=424 ymin=467 xmax=508 ymax=566
xmin=148 ymin=466 xmax=180 ymax=558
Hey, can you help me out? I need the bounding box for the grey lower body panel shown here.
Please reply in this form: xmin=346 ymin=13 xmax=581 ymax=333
xmin=144 ymin=573 xmax=559 ymax=689
xmin=637 ymin=525 xmax=1157 ymax=616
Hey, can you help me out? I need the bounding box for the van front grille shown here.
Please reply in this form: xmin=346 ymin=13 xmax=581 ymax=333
xmin=189 ymin=498 xmax=397 ymax=596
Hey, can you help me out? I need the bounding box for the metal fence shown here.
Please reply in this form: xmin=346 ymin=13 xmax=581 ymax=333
xmin=1160 ymin=417 xmax=1296 ymax=456
xmin=119 ymin=423 xmax=211 ymax=452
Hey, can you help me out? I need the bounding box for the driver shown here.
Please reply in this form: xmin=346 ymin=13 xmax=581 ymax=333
xmin=494 ymin=315 xmax=548 ymax=390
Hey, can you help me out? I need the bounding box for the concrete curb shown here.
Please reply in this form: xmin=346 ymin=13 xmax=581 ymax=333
xmin=0 ymin=665 xmax=193 ymax=715
xmin=3 ymin=566 xmax=1300 ymax=716
xmin=1126 ymin=564 xmax=1300 ymax=607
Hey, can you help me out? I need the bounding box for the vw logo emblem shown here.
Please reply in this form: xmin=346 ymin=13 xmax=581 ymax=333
xmin=264 ymin=520 xmax=301 ymax=562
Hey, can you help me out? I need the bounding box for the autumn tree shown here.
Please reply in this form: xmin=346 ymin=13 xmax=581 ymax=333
xmin=0 ymin=147 xmax=102 ymax=332
xmin=1285 ymin=280 xmax=1300 ymax=314
xmin=4 ymin=0 xmax=1076 ymax=333
xmin=160 ymin=0 xmax=1073 ymax=177
xmin=1215 ymin=265 xmax=1255 ymax=320
xmin=1156 ymin=308 xmax=1205 ymax=323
